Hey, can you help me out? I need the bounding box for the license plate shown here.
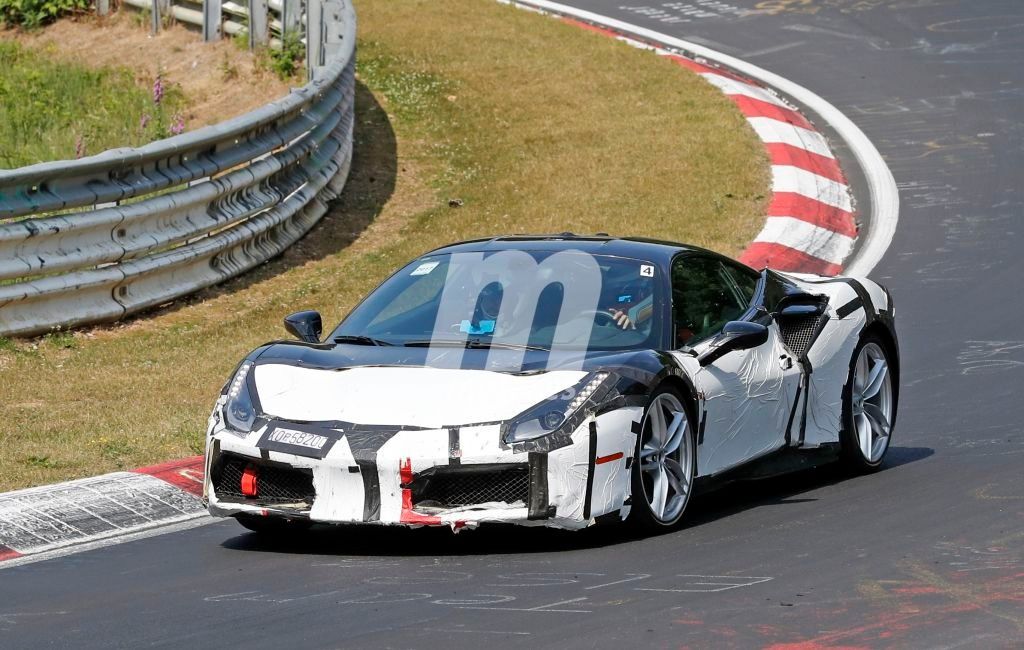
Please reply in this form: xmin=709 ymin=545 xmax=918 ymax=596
xmin=267 ymin=427 xmax=329 ymax=451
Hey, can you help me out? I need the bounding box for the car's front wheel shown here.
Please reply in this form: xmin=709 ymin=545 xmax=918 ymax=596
xmin=234 ymin=514 xmax=313 ymax=535
xmin=840 ymin=334 xmax=897 ymax=471
xmin=628 ymin=386 xmax=696 ymax=530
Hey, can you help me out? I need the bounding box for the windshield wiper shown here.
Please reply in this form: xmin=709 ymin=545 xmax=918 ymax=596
xmin=404 ymin=339 xmax=548 ymax=351
xmin=332 ymin=335 xmax=395 ymax=346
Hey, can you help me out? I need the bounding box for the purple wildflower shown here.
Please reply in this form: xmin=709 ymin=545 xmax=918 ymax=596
xmin=74 ymin=135 xmax=85 ymax=159
xmin=170 ymin=114 xmax=185 ymax=136
xmin=152 ymin=74 xmax=164 ymax=105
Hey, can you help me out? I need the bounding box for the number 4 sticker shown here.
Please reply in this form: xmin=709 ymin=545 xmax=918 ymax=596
xmin=640 ymin=265 xmax=654 ymax=277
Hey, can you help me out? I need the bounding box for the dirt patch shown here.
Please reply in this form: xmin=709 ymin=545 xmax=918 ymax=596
xmin=3 ymin=11 xmax=294 ymax=129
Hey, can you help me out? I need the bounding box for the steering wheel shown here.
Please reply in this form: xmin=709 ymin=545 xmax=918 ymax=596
xmin=578 ymin=309 xmax=619 ymax=327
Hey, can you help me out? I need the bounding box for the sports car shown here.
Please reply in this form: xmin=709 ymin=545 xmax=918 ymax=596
xmin=204 ymin=234 xmax=898 ymax=533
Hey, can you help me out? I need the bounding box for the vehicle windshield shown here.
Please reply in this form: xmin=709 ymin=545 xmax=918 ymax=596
xmin=333 ymin=249 xmax=662 ymax=352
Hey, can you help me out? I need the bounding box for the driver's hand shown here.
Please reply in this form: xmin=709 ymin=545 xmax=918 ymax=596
xmin=608 ymin=309 xmax=635 ymax=330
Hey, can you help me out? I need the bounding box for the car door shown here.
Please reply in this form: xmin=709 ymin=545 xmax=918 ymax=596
xmin=669 ymin=254 xmax=801 ymax=477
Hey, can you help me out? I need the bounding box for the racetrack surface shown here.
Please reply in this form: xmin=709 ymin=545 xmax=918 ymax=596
xmin=2 ymin=1 xmax=1022 ymax=647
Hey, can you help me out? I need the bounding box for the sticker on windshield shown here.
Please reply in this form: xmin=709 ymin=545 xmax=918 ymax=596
xmin=460 ymin=320 xmax=495 ymax=335
xmin=640 ymin=265 xmax=654 ymax=278
xmin=410 ymin=261 xmax=440 ymax=276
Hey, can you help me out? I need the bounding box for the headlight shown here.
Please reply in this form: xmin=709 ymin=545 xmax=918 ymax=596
xmin=223 ymin=361 xmax=258 ymax=433
xmin=503 ymin=371 xmax=612 ymax=444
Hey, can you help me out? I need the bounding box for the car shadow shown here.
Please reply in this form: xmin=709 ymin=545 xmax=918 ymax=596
xmin=220 ymin=446 xmax=934 ymax=558
xmin=682 ymin=445 xmax=934 ymax=529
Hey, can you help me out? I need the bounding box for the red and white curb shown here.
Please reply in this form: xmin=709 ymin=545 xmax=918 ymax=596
xmin=1 ymin=3 xmax=898 ymax=567
xmin=659 ymin=51 xmax=855 ymax=275
xmin=516 ymin=3 xmax=855 ymax=275
xmin=0 ymin=457 xmax=205 ymax=568
xmin=504 ymin=0 xmax=898 ymax=278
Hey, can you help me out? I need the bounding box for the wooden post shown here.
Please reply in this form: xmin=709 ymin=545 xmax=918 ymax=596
xmin=248 ymin=0 xmax=269 ymax=49
xmin=203 ymin=0 xmax=222 ymax=42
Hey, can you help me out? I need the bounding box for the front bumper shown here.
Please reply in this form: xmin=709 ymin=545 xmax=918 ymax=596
xmin=205 ymin=409 xmax=640 ymax=531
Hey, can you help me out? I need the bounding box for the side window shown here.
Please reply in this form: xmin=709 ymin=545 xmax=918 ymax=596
xmin=671 ymin=255 xmax=750 ymax=346
xmin=720 ymin=260 xmax=759 ymax=308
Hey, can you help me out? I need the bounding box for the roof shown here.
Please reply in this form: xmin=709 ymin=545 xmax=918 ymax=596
xmin=423 ymin=233 xmax=710 ymax=266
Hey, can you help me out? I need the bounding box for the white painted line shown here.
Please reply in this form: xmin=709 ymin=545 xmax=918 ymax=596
xmin=584 ymin=573 xmax=651 ymax=590
xmin=753 ymin=216 xmax=856 ymax=266
xmin=744 ymin=41 xmax=806 ymax=58
xmin=748 ymin=117 xmax=834 ymax=159
xmin=697 ymin=72 xmax=788 ymax=108
xmin=460 ymin=596 xmax=592 ymax=613
xmin=509 ymin=0 xmax=899 ymax=276
xmin=636 ymin=574 xmax=773 ymax=593
xmin=772 ymin=165 xmax=853 ymax=212
xmin=422 ymin=628 xmax=532 ymax=636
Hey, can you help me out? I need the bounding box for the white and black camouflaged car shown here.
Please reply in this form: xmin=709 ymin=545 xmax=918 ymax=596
xmin=204 ymin=235 xmax=898 ymax=533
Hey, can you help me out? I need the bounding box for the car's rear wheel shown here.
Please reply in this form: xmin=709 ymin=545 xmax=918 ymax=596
xmin=840 ymin=335 xmax=897 ymax=471
xmin=629 ymin=386 xmax=696 ymax=530
xmin=234 ymin=513 xmax=312 ymax=535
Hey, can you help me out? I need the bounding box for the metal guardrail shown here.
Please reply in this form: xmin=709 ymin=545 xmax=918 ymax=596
xmin=0 ymin=0 xmax=356 ymax=337
xmin=116 ymin=0 xmax=304 ymax=52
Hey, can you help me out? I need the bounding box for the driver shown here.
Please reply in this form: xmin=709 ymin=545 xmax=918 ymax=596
xmin=466 ymin=280 xmax=509 ymax=334
xmin=605 ymin=278 xmax=654 ymax=331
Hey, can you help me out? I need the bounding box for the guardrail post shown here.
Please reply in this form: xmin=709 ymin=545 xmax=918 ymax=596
xmin=248 ymin=0 xmax=270 ymax=48
xmin=306 ymin=0 xmax=324 ymax=80
xmin=97 ymin=0 xmax=109 ymax=16
xmin=203 ymin=0 xmax=222 ymax=41
xmin=282 ymin=0 xmax=300 ymax=33
xmin=322 ymin=0 xmax=345 ymax=62
xmin=150 ymin=0 xmax=160 ymax=34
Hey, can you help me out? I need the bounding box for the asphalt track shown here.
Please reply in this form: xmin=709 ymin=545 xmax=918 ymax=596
xmin=2 ymin=1 xmax=1022 ymax=647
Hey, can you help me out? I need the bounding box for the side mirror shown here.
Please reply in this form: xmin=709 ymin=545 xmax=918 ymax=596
xmin=284 ymin=310 xmax=322 ymax=343
xmin=697 ymin=321 xmax=769 ymax=367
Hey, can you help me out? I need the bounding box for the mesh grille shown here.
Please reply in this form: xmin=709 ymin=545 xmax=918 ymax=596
xmin=779 ymin=314 xmax=824 ymax=357
xmin=213 ymin=455 xmax=315 ymax=506
xmin=413 ymin=467 xmax=529 ymax=508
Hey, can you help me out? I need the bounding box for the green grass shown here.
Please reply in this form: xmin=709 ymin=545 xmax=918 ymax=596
xmin=0 ymin=40 xmax=184 ymax=168
xmin=0 ymin=0 xmax=769 ymax=491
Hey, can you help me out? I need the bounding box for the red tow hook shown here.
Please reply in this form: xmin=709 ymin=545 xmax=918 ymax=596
xmin=241 ymin=464 xmax=259 ymax=498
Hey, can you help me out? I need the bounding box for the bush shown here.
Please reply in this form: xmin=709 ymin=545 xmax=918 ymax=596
xmin=0 ymin=0 xmax=89 ymax=29
xmin=266 ymin=29 xmax=304 ymax=80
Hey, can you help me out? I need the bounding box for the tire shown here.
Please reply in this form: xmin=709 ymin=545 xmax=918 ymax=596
xmin=840 ymin=333 xmax=898 ymax=472
xmin=628 ymin=385 xmax=697 ymax=531
xmin=234 ymin=513 xmax=313 ymax=535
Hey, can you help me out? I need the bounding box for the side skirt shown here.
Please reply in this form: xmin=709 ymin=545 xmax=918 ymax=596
xmin=693 ymin=444 xmax=841 ymax=494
